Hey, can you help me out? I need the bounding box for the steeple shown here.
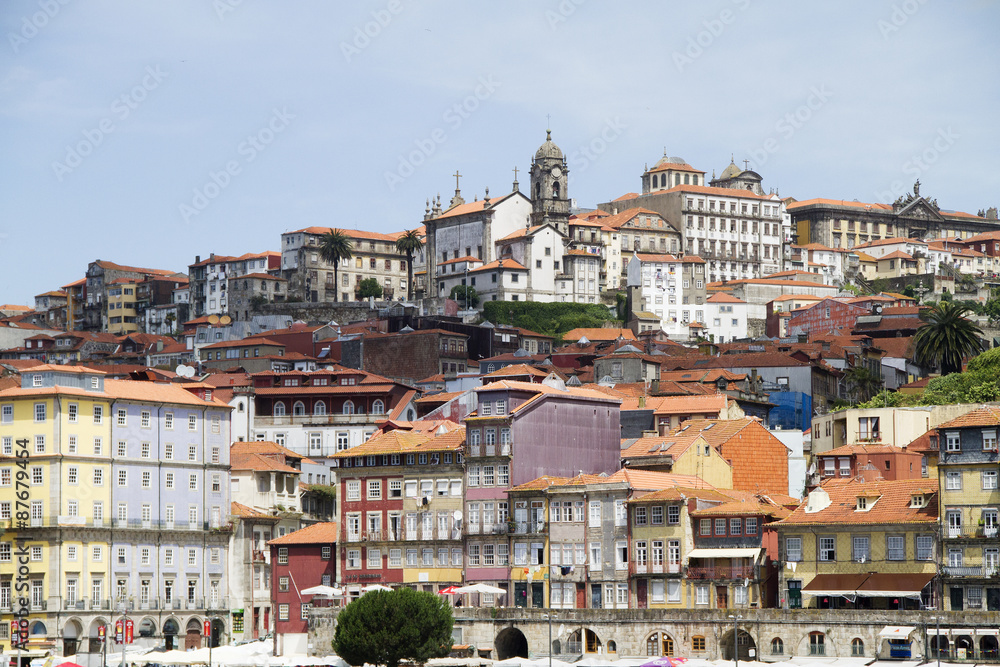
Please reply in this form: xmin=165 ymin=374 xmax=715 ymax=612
xmin=530 ymin=129 xmax=570 ymax=234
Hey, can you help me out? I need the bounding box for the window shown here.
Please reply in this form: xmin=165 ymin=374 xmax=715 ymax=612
xmin=68 ymin=403 xmax=78 ymax=423
xmin=367 ymin=480 xmax=381 ymax=500
xmin=745 ymin=517 xmax=757 ymax=534
xmin=771 ymin=638 xmax=784 ymax=656
xmin=695 ymin=585 xmax=709 ymax=605
xmin=715 ymin=518 xmax=726 ymax=535
xmin=117 ymin=470 xmax=127 ymax=487
xmin=887 ymin=535 xmax=905 ymax=560
xmin=983 ymin=470 xmax=998 ymax=490
xmin=852 ymin=536 xmax=870 ymax=562
xmin=634 ymin=506 xmax=647 ymax=525
xmin=946 ymin=431 xmax=961 ymax=452
xmin=164 ymin=412 xmax=173 ymax=429
xmin=785 ymin=537 xmax=802 ymax=561
xmin=809 ymin=633 xmax=825 ymax=656
xmin=819 ymin=536 xmax=835 ymax=561
xmin=946 ymin=471 xmax=962 ymax=490
xmin=117 ymin=408 xmax=127 ymax=426
xmin=93 ymin=405 xmax=103 ymax=424
xmin=851 ymin=638 xmax=864 ymax=657
xmin=667 ymin=505 xmax=680 ymax=524
xmin=984 ymin=430 xmax=999 ymax=451
xmin=346 ymin=481 xmax=360 ymax=501
xmin=278 ymin=604 xmax=289 ymax=621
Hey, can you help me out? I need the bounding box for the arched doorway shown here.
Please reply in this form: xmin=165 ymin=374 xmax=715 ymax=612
xmin=163 ymin=618 xmax=180 ymax=650
xmin=567 ymin=629 xmax=602 ymax=654
xmin=89 ymin=618 xmax=109 ymax=653
xmin=954 ymin=634 xmax=974 ymax=659
xmin=645 ymin=631 xmax=676 ymax=656
xmin=209 ymin=618 xmax=225 ymax=648
xmin=722 ymin=629 xmax=756 ymax=661
xmin=930 ymin=635 xmax=949 ymax=659
xmin=63 ymin=619 xmax=82 ymax=656
xmin=495 ymin=627 xmax=528 ymax=660
xmin=185 ymin=618 xmax=203 ymax=650
xmin=139 ymin=618 xmax=157 ymax=639
xmin=980 ymin=635 xmax=998 ymax=660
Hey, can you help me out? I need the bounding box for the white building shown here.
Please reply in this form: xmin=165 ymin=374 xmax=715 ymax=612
xmin=704 ymin=292 xmax=751 ymax=343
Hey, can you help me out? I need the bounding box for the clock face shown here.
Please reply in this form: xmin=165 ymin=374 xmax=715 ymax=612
xmin=551 ymin=167 xmax=562 ymax=179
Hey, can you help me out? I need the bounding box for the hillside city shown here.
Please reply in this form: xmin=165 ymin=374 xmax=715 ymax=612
xmin=3 ymin=133 xmax=1000 ymax=663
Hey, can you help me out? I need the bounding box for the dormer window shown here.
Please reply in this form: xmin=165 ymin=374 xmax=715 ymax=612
xmin=856 ymin=497 xmax=868 ymax=510
xmin=910 ymin=495 xmax=926 ymax=508
xmin=32 ymin=375 xmax=42 ymax=387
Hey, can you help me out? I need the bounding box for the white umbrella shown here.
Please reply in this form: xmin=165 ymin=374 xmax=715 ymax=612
xmin=362 ymin=583 xmax=393 ymax=593
xmin=455 ymin=583 xmax=506 ymax=595
xmin=301 ymin=584 xmax=345 ymax=597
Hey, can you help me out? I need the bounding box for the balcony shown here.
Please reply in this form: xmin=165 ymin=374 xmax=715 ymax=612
xmin=207 ymin=597 xmax=229 ymax=611
xmin=255 ymin=414 xmax=382 ymax=427
xmin=252 ymin=550 xmax=269 ymax=563
xmin=942 ymin=564 xmax=999 ymax=578
xmin=90 ymin=598 xmax=111 ymax=610
xmin=944 ymin=526 xmax=997 ymax=539
xmin=510 ymin=521 xmax=546 ymax=535
xmin=686 ymin=564 xmax=756 ymax=580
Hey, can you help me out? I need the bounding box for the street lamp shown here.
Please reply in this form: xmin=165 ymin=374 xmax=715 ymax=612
xmin=728 ymin=614 xmax=743 ymax=667
xmin=541 ymin=613 xmax=557 ymax=667
xmin=928 ymin=615 xmax=941 ymax=667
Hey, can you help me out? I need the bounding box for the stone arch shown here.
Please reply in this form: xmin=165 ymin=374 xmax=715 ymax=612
xmin=208 ymin=618 xmax=225 ymax=648
xmin=495 ymin=626 xmax=528 ymax=660
xmin=568 ymin=628 xmax=602 ymax=654
xmin=163 ymin=617 xmax=180 ymax=650
xmin=720 ymin=628 xmax=756 ymax=661
xmin=88 ymin=618 xmax=109 ymax=653
xmin=980 ymin=635 xmax=998 ymax=660
xmin=930 ymin=635 xmax=949 ymax=659
xmin=139 ymin=617 xmax=157 ymax=638
xmin=63 ymin=618 xmax=83 ymax=656
xmin=184 ymin=617 xmax=203 ymax=650
xmin=954 ymin=633 xmax=974 ymax=658
xmin=293 ymin=401 xmax=306 ymax=416
xmin=30 ymin=621 xmax=47 ymax=635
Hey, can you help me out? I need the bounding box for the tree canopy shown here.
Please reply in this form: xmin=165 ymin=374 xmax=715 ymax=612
xmin=358 ymin=277 xmax=383 ymax=299
xmin=333 ymin=588 xmax=454 ymax=667
xmin=450 ymin=285 xmax=479 ymax=308
xmin=913 ymin=301 xmax=984 ymax=375
xmin=319 ymin=229 xmax=354 ymax=300
xmin=395 ymin=229 xmax=423 ymax=301
xmin=481 ymin=300 xmax=619 ymax=337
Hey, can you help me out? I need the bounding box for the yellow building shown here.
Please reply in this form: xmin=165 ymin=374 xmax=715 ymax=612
xmin=105 ymin=279 xmax=140 ymax=335
xmin=0 ymin=365 xmax=113 ymax=657
xmin=620 ymin=433 xmax=733 ymax=489
xmin=774 ymin=478 xmax=938 ymax=615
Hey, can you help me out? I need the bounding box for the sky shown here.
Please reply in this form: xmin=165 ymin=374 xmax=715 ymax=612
xmin=2 ymin=1 xmax=999 ymax=307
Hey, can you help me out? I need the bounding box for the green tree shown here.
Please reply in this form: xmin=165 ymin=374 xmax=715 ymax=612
xmin=450 ymin=285 xmax=479 ymax=308
xmin=358 ymin=277 xmax=383 ymax=299
xmin=333 ymin=588 xmax=453 ymax=667
xmin=395 ymin=229 xmax=423 ymax=301
xmin=844 ymin=365 xmax=883 ymax=404
xmin=914 ymin=301 xmax=985 ymax=375
xmin=319 ymin=229 xmax=354 ymax=300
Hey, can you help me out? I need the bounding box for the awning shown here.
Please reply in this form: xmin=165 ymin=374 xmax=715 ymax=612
xmin=803 ymin=572 xmax=933 ymax=599
xmin=950 ymin=629 xmax=975 ymax=636
xmin=976 ymin=629 xmax=1000 ymax=636
xmin=879 ymin=626 xmax=917 ymax=639
xmin=686 ymin=548 xmax=763 ymax=560
xmin=802 ymin=573 xmax=869 ymax=596
xmin=856 ymin=572 xmax=934 ymax=598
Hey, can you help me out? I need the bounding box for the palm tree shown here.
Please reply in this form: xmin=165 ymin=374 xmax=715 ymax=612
xmin=395 ymin=228 xmax=424 ymax=301
xmin=319 ymin=229 xmax=353 ymax=301
xmin=914 ymin=301 xmax=985 ymax=375
xmin=844 ymin=365 xmax=882 ymax=403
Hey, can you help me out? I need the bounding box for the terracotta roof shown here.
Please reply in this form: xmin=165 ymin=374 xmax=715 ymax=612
xmin=620 ymin=432 xmax=706 ymax=459
xmin=232 ymin=441 xmax=304 ymax=459
xmin=498 ymin=225 xmax=547 ymax=241
xmin=706 ymin=292 xmax=746 ymax=304
xmin=268 ymin=521 xmax=339 ymax=545
xmin=819 ymin=443 xmax=910 ymax=457
xmin=231 ymin=452 xmax=301 ymax=473
xmin=787 ymin=198 xmax=893 ymax=212
xmin=855 ymin=236 xmax=928 ymax=249
xmin=777 ymin=478 xmax=939 ymax=526
xmin=879 ymin=250 xmax=915 ymax=261
xmin=561 ymin=328 xmax=637 ymax=342
xmin=467 ymin=258 xmax=528 ymax=274
xmin=201 ymin=337 xmax=284 ymax=350
xmin=659 ymin=184 xmax=774 ymax=200
xmin=437 ymin=255 xmax=482 ymax=266
xmin=286 ymin=226 xmax=405 ymax=243
xmin=231 ymin=501 xmax=276 ymax=520
xmin=330 ymin=428 xmax=464 ymax=458
xmin=936 ymin=406 xmax=1000 ymax=429
xmin=94 ymin=260 xmax=179 ymax=276
xmin=483 ymin=363 xmax=550 ymax=379
xmin=600 ymin=207 xmax=669 ymax=231
xmin=647 ymin=162 xmax=704 ymax=174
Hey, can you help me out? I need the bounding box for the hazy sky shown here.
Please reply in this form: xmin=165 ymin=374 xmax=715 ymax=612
xmin=3 ymin=1 xmax=999 ymax=307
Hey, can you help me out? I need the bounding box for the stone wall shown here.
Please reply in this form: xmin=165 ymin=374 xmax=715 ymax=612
xmin=307 ymin=606 xmax=998 ymax=662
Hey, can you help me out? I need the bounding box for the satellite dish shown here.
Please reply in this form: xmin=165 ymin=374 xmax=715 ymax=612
xmin=220 ymin=315 xmax=232 ymax=325
xmin=174 ymin=365 xmax=186 ymax=376
xmin=207 ymin=315 xmax=220 ymax=325
xmin=175 ymin=365 xmax=195 ymax=378
xmin=453 ymin=510 xmax=463 ymax=521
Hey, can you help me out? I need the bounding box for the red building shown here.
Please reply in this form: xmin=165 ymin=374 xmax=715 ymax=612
xmin=269 ymin=522 xmax=338 ymax=656
xmin=787 ymin=298 xmax=869 ymax=337
xmin=811 ymin=443 xmax=924 ymax=490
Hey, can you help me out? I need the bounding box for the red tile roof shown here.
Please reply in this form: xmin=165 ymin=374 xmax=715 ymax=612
xmin=936 ymin=406 xmax=1000 ymax=429
xmin=268 ymin=521 xmax=338 ymax=545
xmin=777 ymin=478 xmax=938 ymax=526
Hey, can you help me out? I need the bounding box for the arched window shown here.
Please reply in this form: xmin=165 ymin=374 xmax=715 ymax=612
xmin=851 ymin=638 xmax=864 ymax=657
xmin=273 ymin=401 xmax=286 ymax=417
xmin=237 ymin=401 xmax=244 ymax=413
xmin=771 ymin=638 xmax=784 ymax=655
xmin=313 ymin=401 xmax=327 ymax=416
xmin=371 ymin=400 xmax=385 ymax=415
xmin=343 ymin=400 xmax=355 ymax=415
xmin=552 ymin=182 xmax=560 ymax=198
xmin=487 ymin=364 xmax=496 ymax=373
xmin=535 ymin=182 xmax=541 ymax=198
xmin=30 ymin=621 xmax=47 ymax=635
xmin=293 ymin=401 xmax=306 ymax=416
xmin=607 ymin=640 xmax=617 ymax=653
xmin=645 ymin=633 xmax=674 ymax=656
xmin=809 ymin=632 xmax=826 ymax=656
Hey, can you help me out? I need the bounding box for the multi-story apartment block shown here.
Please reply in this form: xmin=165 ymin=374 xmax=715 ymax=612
xmin=462 ymin=378 xmax=622 ymax=597
xmin=248 ymin=367 xmax=417 ymax=457
xmin=600 ymin=156 xmax=790 ymax=284
xmin=269 ymin=522 xmax=338 ymax=656
xmin=330 ymin=428 xmax=465 ymax=597
xmin=567 ymin=213 xmax=622 ymax=291
xmin=229 ymin=441 xmax=306 ymax=642
xmin=625 ymin=253 xmax=707 ymax=340
xmin=0 ymin=365 xmax=232 ymax=656
xmin=280 ymin=228 xmax=411 ymax=303
xmin=188 ymin=252 xmax=279 ymax=318
xmin=775 ymin=478 xmax=939 ymax=612
xmin=603 ymin=208 xmax=683 ymax=259
xmin=934 ymin=407 xmax=1000 ymax=612
xmin=228 ymin=273 xmax=287 ymax=322
xmin=82 ymin=261 xmax=184 ymax=332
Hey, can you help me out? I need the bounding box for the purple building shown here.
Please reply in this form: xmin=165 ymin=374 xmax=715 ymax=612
xmin=108 ymin=380 xmax=232 ymax=648
xmin=462 ymin=377 xmax=621 ymax=594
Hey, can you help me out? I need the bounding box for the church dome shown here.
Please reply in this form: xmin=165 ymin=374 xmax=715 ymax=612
xmin=534 ymin=130 xmax=564 ymax=161
xmin=654 ymin=155 xmax=688 ymax=169
xmin=719 ymin=160 xmax=742 ymax=180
